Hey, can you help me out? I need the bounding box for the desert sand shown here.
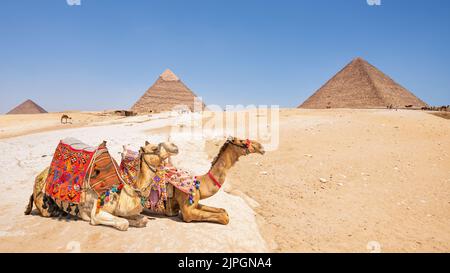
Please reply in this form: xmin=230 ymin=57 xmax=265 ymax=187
xmin=0 ymin=109 xmax=449 ymax=252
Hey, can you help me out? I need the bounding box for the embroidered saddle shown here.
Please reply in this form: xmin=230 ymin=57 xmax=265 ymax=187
xmin=45 ymin=138 xmax=123 ymax=205
xmin=119 ymin=148 xmax=200 ymax=213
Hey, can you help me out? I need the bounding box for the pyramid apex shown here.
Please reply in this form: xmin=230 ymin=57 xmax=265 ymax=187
xmin=352 ymin=57 xmax=367 ymax=63
xmin=160 ymin=69 xmax=179 ymax=81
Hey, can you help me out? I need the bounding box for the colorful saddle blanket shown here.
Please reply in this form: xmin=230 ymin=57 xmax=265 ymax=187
xmin=45 ymin=138 xmax=123 ymax=204
xmin=45 ymin=138 xmax=97 ymax=204
xmin=88 ymin=143 xmax=123 ymax=197
xmin=119 ymin=149 xmax=200 ymax=213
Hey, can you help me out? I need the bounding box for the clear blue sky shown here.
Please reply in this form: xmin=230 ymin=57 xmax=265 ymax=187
xmin=1 ymin=0 xmax=449 ymax=113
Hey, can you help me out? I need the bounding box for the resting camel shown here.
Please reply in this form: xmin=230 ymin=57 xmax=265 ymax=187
xmin=60 ymin=114 xmax=72 ymax=124
xmin=24 ymin=141 xmax=179 ymax=231
xmin=147 ymin=137 xmax=265 ymax=225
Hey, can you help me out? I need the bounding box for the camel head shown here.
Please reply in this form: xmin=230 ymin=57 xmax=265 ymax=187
xmin=140 ymin=141 xmax=179 ymax=167
xmin=156 ymin=141 xmax=179 ymax=160
xmin=227 ymin=137 xmax=265 ymax=155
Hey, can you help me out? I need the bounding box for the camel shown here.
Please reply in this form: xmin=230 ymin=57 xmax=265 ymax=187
xmin=60 ymin=114 xmax=72 ymax=124
xmin=141 ymin=137 xmax=265 ymax=225
xmin=24 ymin=140 xmax=179 ymax=231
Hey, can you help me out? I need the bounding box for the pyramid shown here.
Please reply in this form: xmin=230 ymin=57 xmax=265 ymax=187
xmin=6 ymin=99 xmax=48 ymax=114
xmin=299 ymin=58 xmax=427 ymax=109
xmin=131 ymin=69 xmax=205 ymax=114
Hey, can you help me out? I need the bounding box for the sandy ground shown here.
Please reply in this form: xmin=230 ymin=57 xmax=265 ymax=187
xmin=0 ymin=109 xmax=449 ymax=252
xmin=0 ymin=111 xmax=125 ymax=139
xmin=209 ymin=109 xmax=450 ymax=252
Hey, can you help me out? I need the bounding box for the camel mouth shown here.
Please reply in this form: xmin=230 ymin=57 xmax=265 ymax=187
xmin=160 ymin=142 xmax=179 ymax=155
xmin=254 ymin=145 xmax=265 ymax=155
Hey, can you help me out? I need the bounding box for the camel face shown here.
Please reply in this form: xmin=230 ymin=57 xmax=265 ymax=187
xmin=141 ymin=141 xmax=179 ymax=163
xmin=228 ymin=137 xmax=265 ymax=155
xmin=159 ymin=142 xmax=179 ymax=160
xmin=249 ymin=140 xmax=265 ymax=155
xmin=141 ymin=143 xmax=164 ymax=167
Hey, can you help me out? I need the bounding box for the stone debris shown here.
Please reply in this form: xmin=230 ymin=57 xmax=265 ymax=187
xmin=319 ymin=178 xmax=328 ymax=183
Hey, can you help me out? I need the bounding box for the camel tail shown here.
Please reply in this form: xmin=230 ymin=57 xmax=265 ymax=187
xmin=24 ymin=194 xmax=34 ymax=215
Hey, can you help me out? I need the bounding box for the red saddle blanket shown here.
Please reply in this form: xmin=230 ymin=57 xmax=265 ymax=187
xmin=45 ymin=139 xmax=97 ymax=204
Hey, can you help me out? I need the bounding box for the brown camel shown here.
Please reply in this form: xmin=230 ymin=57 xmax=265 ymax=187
xmin=60 ymin=114 xmax=72 ymax=124
xmin=24 ymin=140 xmax=179 ymax=231
xmin=144 ymin=137 xmax=265 ymax=225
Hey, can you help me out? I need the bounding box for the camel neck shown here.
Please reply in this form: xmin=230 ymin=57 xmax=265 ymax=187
xmin=136 ymin=157 xmax=154 ymax=191
xmin=209 ymin=146 xmax=238 ymax=182
xmin=200 ymin=145 xmax=240 ymax=198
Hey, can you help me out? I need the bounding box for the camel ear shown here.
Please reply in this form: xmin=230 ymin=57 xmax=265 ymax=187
xmin=145 ymin=141 xmax=150 ymax=146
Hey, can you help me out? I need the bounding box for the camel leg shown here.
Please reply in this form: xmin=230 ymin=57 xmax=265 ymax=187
xmin=34 ymin=192 xmax=51 ymax=217
xmin=79 ymin=206 xmax=91 ymax=221
xmin=125 ymin=215 xmax=148 ymax=228
xmin=24 ymin=194 xmax=34 ymax=215
xmin=90 ymin=207 xmax=129 ymax=231
xmin=181 ymin=205 xmax=229 ymax=225
xmin=164 ymin=197 xmax=180 ymax=217
xmin=197 ymin=203 xmax=226 ymax=213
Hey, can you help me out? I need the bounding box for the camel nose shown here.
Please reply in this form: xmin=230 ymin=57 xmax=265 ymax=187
xmin=258 ymin=146 xmax=266 ymax=155
xmin=170 ymin=145 xmax=179 ymax=154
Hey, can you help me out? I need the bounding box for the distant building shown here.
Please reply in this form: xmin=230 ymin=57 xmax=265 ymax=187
xmin=7 ymin=99 xmax=48 ymax=114
xmin=131 ymin=69 xmax=205 ymax=114
xmin=299 ymin=58 xmax=427 ymax=109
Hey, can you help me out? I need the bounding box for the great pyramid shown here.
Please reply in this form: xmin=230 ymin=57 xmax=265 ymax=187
xmin=131 ymin=69 xmax=205 ymax=114
xmin=6 ymin=99 xmax=48 ymax=114
xmin=299 ymin=57 xmax=427 ymax=109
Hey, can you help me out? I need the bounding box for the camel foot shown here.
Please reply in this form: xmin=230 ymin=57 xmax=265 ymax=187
xmin=114 ymin=219 xmax=130 ymax=231
xmin=181 ymin=208 xmax=230 ymax=225
xmin=127 ymin=215 xmax=148 ymax=228
xmin=221 ymin=212 xmax=230 ymax=225
xmin=90 ymin=209 xmax=130 ymax=231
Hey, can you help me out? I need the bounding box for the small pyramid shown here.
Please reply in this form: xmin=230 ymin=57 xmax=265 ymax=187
xmin=6 ymin=99 xmax=48 ymax=114
xmin=299 ymin=58 xmax=427 ymax=109
xmin=131 ymin=69 xmax=205 ymax=114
